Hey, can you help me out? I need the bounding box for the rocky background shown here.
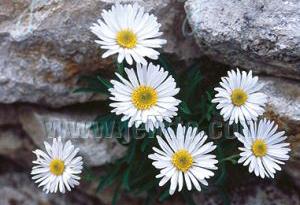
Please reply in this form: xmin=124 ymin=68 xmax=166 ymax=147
xmin=0 ymin=0 xmax=299 ymax=204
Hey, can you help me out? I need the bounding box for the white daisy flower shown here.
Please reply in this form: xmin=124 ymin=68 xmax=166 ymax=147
xmin=235 ymin=118 xmax=290 ymax=178
xmin=109 ymin=63 xmax=181 ymax=132
xmin=212 ymin=69 xmax=268 ymax=124
xmin=90 ymin=3 xmax=167 ymax=65
xmin=148 ymin=124 xmax=218 ymax=195
xmin=31 ymin=137 xmax=83 ymax=194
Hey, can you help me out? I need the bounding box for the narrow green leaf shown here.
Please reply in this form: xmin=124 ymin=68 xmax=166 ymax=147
xmin=122 ymin=168 xmax=131 ymax=191
xmin=112 ymin=184 xmax=121 ymax=205
xmin=158 ymin=55 xmax=177 ymax=80
xmin=116 ymin=62 xmax=125 ymax=76
xmin=97 ymin=76 xmax=112 ymax=89
xmin=96 ymin=164 xmax=121 ymax=192
xmin=73 ymin=87 xmax=108 ymax=94
xmin=218 ymin=187 xmax=231 ymax=205
xmin=215 ymin=145 xmax=227 ymax=186
xmin=141 ymin=135 xmax=152 ymax=152
xmin=75 ymin=75 xmax=111 ymax=94
xmin=159 ymin=188 xmax=170 ymax=202
xmin=180 ymin=101 xmax=192 ymax=115
xmin=96 ymin=176 xmax=108 ymax=192
xmin=181 ymin=67 xmax=203 ymax=102
xmin=126 ymin=136 xmax=136 ymax=163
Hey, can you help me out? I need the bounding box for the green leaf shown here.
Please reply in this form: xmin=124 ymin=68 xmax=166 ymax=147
xmin=206 ymin=90 xmax=213 ymax=101
xmin=96 ymin=176 xmax=109 ymax=192
xmin=96 ymin=76 xmax=112 ymax=89
xmin=130 ymin=170 xmax=150 ymax=188
xmin=141 ymin=132 xmax=155 ymax=152
xmin=126 ymin=135 xmax=136 ymax=163
xmin=122 ymin=168 xmax=131 ymax=191
xmin=75 ymin=75 xmax=112 ymax=95
xmin=158 ymin=55 xmax=177 ymax=80
xmin=141 ymin=136 xmax=150 ymax=152
xmin=218 ymin=187 xmax=231 ymax=205
xmin=112 ymin=184 xmax=121 ymax=205
xmin=96 ymin=163 xmax=121 ymax=192
xmin=215 ymin=145 xmax=227 ymax=186
xmin=90 ymin=114 xmax=131 ymax=142
xmin=159 ymin=188 xmax=170 ymax=202
xmin=77 ymin=75 xmax=99 ymax=84
xmin=179 ymin=101 xmax=192 ymax=115
xmin=82 ymin=167 xmax=95 ymax=182
xmin=179 ymin=66 xmax=203 ymax=102
xmin=116 ymin=62 xmax=125 ymax=76
xmin=73 ymin=87 xmax=108 ymax=94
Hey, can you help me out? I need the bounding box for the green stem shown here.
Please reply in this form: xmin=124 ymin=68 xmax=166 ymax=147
xmin=220 ymin=154 xmax=240 ymax=163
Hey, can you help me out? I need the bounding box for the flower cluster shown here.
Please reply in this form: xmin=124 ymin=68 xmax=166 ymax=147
xmin=108 ymin=63 xmax=181 ymax=132
xmin=32 ymin=137 xmax=83 ymax=193
xmin=90 ymin=3 xmax=166 ymax=65
xmin=30 ymin=3 xmax=290 ymax=199
xmin=149 ymin=125 xmax=218 ymax=195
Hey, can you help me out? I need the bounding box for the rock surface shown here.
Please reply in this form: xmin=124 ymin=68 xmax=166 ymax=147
xmin=185 ymin=0 xmax=300 ymax=79
xmin=0 ymin=172 xmax=104 ymax=205
xmin=0 ymin=104 xmax=19 ymax=125
xmin=1 ymin=0 xmax=300 ymax=204
xmin=261 ymin=77 xmax=300 ymax=122
xmin=18 ymin=106 xmax=127 ymax=166
xmin=0 ymin=0 xmax=198 ymax=107
xmin=261 ymin=76 xmax=300 ymax=188
xmin=0 ymin=128 xmax=34 ymax=167
xmin=1 ymin=169 xmax=299 ymax=205
xmin=193 ymin=181 xmax=300 ymax=205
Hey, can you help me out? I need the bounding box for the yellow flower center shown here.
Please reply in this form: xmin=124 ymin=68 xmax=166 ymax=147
xmin=131 ymin=86 xmax=158 ymax=110
xmin=231 ymin=88 xmax=248 ymax=106
xmin=116 ymin=29 xmax=137 ymax=49
xmin=172 ymin=149 xmax=193 ymax=172
xmin=49 ymin=159 xmax=65 ymax=176
xmin=252 ymin=139 xmax=267 ymax=157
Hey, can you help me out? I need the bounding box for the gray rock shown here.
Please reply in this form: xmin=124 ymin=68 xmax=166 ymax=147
xmin=18 ymin=106 xmax=127 ymax=166
xmin=193 ymin=182 xmax=300 ymax=205
xmin=0 ymin=172 xmax=103 ymax=205
xmin=0 ymin=104 xmax=19 ymax=125
xmin=185 ymin=0 xmax=300 ymax=79
xmin=261 ymin=77 xmax=300 ymax=122
xmin=0 ymin=0 xmax=198 ymax=107
xmin=260 ymin=76 xmax=300 ymax=187
xmin=0 ymin=128 xmax=34 ymax=167
xmin=0 ymin=129 xmax=23 ymax=154
xmin=1 ymin=168 xmax=298 ymax=205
